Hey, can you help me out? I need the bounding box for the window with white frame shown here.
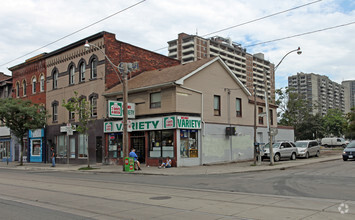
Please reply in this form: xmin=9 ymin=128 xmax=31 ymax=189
xmin=90 ymin=96 xmax=97 ymax=117
xmin=40 ymin=74 xmax=44 ymax=92
xmin=16 ymin=82 xmax=20 ymax=97
xmin=52 ymin=101 xmax=58 ymax=122
xmin=214 ymin=95 xmax=220 ymax=116
xmin=69 ymin=65 xmax=75 ymax=85
xmin=150 ymin=92 xmax=161 ymax=108
xmin=236 ymin=98 xmax=242 ymax=117
xmin=79 ymin=62 xmax=85 ymax=82
xmin=32 ymin=77 xmax=36 ymax=94
xmin=90 ymin=58 xmax=97 ymax=79
xmin=53 ymin=70 xmax=58 ymax=89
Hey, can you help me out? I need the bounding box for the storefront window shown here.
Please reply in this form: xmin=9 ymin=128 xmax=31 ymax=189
xmin=79 ymin=134 xmax=88 ymax=158
xmin=32 ymin=140 xmax=41 ymax=156
xmin=108 ymin=133 xmax=122 ymax=158
xmin=70 ymin=136 xmax=75 ymax=158
xmin=149 ymin=130 xmax=174 ymax=158
xmin=180 ymin=130 xmax=198 ymax=158
xmin=56 ymin=135 xmax=66 ymax=158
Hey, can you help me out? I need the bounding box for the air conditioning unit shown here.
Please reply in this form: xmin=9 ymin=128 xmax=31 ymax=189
xmin=226 ymin=127 xmax=236 ymax=136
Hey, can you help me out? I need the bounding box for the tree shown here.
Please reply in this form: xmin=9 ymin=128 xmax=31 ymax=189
xmin=295 ymin=113 xmax=324 ymax=140
xmin=0 ymin=98 xmax=47 ymax=165
xmin=345 ymin=107 xmax=355 ymax=139
xmin=323 ymin=108 xmax=347 ymax=137
xmin=62 ymin=91 xmax=93 ymax=168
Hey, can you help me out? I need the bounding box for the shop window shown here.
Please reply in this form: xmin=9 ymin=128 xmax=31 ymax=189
xmin=149 ymin=130 xmax=174 ymax=158
xmin=180 ymin=130 xmax=198 ymax=158
xmin=70 ymin=136 xmax=75 ymax=158
xmin=31 ymin=139 xmax=41 ymax=156
xmin=236 ymin=98 xmax=242 ymax=117
xmin=108 ymin=133 xmax=122 ymax=158
xmin=150 ymin=92 xmax=161 ymax=108
xmin=56 ymin=135 xmax=66 ymax=158
xmin=214 ymin=95 xmax=220 ymax=116
xmin=78 ymin=134 xmax=88 ymax=158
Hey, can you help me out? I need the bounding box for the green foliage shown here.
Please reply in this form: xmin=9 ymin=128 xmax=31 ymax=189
xmin=322 ymin=108 xmax=347 ymax=137
xmin=345 ymin=107 xmax=355 ymax=139
xmin=62 ymin=91 xmax=93 ymax=167
xmin=0 ymin=98 xmax=47 ymax=165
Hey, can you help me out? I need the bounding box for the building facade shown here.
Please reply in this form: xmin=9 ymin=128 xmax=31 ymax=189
xmin=167 ymin=33 xmax=275 ymax=101
xmin=0 ymin=73 xmax=13 ymax=162
xmin=44 ymin=31 xmax=180 ymax=164
xmin=103 ymin=57 xmax=281 ymax=167
xmin=288 ymin=72 xmax=346 ymax=116
xmin=342 ymin=80 xmax=355 ymax=113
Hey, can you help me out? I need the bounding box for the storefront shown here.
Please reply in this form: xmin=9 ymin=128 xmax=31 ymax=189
xmin=0 ymin=126 xmax=12 ymax=162
xmin=104 ymin=115 xmax=201 ymax=167
xmin=28 ymin=129 xmax=45 ymax=163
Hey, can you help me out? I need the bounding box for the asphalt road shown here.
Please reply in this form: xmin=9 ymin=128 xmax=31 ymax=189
xmin=0 ymin=159 xmax=354 ymax=219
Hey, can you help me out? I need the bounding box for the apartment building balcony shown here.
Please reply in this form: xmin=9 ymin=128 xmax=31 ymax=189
xmin=182 ymin=53 xmax=194 ymax=60
xmin=182 ymin=40 xmax=194 ymax=47
xmin=168 ymin=44 xmax=177 ymax=51
xmin=168 ymin=51 xmax=177 ymax=57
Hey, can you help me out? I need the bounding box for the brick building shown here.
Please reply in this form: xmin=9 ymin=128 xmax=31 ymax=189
xmin=44 ymin=31 xmax=180 ymax=164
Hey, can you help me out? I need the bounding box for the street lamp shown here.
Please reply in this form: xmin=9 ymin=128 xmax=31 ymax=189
xmin=84 ymin=41 xmax=132 ymax=170
xmin=265 ymin=47 xmax=302 ymax=166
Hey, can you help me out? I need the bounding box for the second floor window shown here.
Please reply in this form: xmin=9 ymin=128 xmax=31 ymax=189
xmin=52 ymin=102 xmax=58 ymax=122
xmin=258 ymin=107 xmax=264 ymax=124
xmin=236 ymin=98 xmax=242 ymax=117
xmin=90 ymin=96 xmax=97 ymax=117
xmin=32 ymin=77 xmax=36 ymax=94
xmin=150 ymin=92 xmax=161 ymax=108
xmin=214 ymin=95 xmax=220 ymax=116
xmin=79 ymin=62 xmax=85 ymax=82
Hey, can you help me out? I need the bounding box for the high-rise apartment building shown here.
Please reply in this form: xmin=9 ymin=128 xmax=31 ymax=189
xmin=288 ymin=72 xmax=345 ymax=116
xmin=342 ymin=80 xmax=355 ymax=113
xmin=167 ymin=33 xmax=275 ymax=101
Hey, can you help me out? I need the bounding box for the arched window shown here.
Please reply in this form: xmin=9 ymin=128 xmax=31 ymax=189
xmin=52 ymin=69 xmax=58 ymax=89
xmin=16 ymin=82 xmax=20 ymax=97
xmin=22 ymin=80 xmax=27 ymax=96
xmin=40 ymin=74 xmax=45 ymax=92
xmin=32 ymin=77 xmax=37 ymax=94
xmin=90 ymin=57 xmax=97 ymax=79
xmin=69 ymin=64 xmax=75 ymax=85
xmin=79 ymin=61 xmax=85 ymax=82
xmin=89 ymin=93 xmax=98 ymax=117
xmin=52 ymin=100 xmax=59 ymax=122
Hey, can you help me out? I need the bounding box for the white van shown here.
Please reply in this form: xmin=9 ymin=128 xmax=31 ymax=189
xmin=321 ymin=137 xmax=347 ymax=148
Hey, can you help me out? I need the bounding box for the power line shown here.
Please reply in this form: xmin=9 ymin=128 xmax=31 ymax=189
xmin=154 ymin=0 xmax=322 ymax=52
xmin=245 ymin=21 xmax=355 ymax=47
xmin=1 ymin=0 xmax=146 ymax=68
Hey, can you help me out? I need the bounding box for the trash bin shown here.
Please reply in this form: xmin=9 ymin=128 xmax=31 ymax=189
xmin=124 ymin=157 xmax=135 ymax=172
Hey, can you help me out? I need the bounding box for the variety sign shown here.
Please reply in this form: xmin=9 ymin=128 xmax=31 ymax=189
xmin=104 ymin=116 xmax=201 ymax=133
xmin=108 ymin=100 xmax=135 ymax=118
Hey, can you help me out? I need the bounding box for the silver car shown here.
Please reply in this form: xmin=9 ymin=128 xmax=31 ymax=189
xmin=295 ymin=140 xmax=321 ymax=159
xmin=262 ymin=141 xmax=298 ymax=162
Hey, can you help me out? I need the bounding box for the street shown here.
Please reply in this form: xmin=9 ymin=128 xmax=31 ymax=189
xmin=0 ymin=159 xmax=354 ymax=219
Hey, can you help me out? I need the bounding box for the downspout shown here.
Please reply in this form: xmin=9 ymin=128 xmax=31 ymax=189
xmin=178 ymin=85 xmax=204 ymax=165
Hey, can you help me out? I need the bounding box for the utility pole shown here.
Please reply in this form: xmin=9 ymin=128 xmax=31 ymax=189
xmin=264 ymin=71 xmax=274 ymax=165
xmin=122 ymin=63 xmax=129 ymax=171
xmin=253 ymin=86 xmax=257 ymax=165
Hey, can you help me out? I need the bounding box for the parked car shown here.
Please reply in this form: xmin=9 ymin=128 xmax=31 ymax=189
xmin=295 ymin=140 xmax=320 ymax=159
xmin=262 ymin=141 xmax=298 ymax=162
xmin=342 ymin=141 xmax=355 ymax=161
xmin=321 ymin=137 xmax=347 ymax=148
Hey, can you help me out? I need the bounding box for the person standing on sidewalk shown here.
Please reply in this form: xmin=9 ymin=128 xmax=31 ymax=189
xmin=129 ymin=148 xmax=141 ymax=170
xmin=50 ymin=147 xmax=56 ymax=167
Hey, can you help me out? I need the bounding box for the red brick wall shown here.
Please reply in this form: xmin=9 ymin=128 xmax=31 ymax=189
xmin=104 ymin=33 xmax=180 ymax=89
xmin=11 ymin=59 xmax=46 ymax=106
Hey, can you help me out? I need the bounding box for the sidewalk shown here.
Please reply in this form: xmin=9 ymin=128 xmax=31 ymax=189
xmin=0 ymin=151 xmax=342 ymax=175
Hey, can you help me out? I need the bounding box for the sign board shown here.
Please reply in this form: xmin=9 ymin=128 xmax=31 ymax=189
xmin=108 ymin=100 xmax=135 ymax=118
xmin=60 ymin=124 xmax=76 ymax=135
xmin=29 ymin=129 xmax=44 ymax=138
xmin=104 ymin=116 xmax=202 ymax=133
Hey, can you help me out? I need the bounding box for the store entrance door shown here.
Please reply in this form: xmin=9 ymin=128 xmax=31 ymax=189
xmin=131 ymin=132 xmax=145 ymax=164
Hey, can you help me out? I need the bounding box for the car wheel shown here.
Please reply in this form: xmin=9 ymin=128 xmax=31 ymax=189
xmin=315 ymin=151 xmax=320 ymax=157
xmin=274 ymin=153 xmax=280 ymax=162
xmin=305 ymin=152 xmax=309 ymax=159
xmin=290 ymin=153 xmax=296 ymax=160
xmin=324 ymin=144 xmax=328 ymax=148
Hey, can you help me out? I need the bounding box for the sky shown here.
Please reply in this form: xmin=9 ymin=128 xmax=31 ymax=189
xmin=0 ymin=0 xmax=354 ymax=89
